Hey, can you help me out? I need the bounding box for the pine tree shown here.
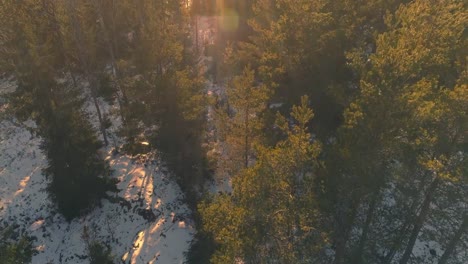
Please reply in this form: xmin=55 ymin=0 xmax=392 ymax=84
xmin=215 ymin=66 xmax=269 ymax=176
xmin=106 ymin=0 xmax=208 ymax=195
xmin=336 ymin=1 xmax=467 ymax=263
xmin=231 ymin=0 xmax=346 ymax=138
xmin=201 ymin=96 xmax=325 ymax=263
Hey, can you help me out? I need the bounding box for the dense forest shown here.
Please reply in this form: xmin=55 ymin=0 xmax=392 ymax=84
xmin=0 ymin=0 xmax=466 ymax=263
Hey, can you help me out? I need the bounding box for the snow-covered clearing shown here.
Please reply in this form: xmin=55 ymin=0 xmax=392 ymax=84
xmin=0 ymin=80 xmax=194 ymax=264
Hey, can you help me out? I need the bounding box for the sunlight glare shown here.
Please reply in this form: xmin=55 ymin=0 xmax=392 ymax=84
xmin=220 ymin=8 xmax=239 ymax=32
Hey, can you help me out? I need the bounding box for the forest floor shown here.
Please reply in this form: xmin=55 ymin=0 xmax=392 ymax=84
xmin=0 ymin=79 xmax=194 ymax=264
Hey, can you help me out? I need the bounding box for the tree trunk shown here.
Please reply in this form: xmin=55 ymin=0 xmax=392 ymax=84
xmin=90 ymin=77 xmax=109 ymax=146
xmin=244 ymin=107 xmax=249 ymax=168
xmin=333 ymin=198 xmax=359 ymax=264
xmin=93 ymin=1 xmax=117 ymax=76
xmin=195 ymin=16 xmax=199 ymax=53
xmin=66 ymin=0 xmax=108 ymax=146
xmin=399 ymin=176 xmax=440 ymax=264
xmin=384 ymin=170 xmax=429 ymax=264
xmin=136 ymin=0 xmax=146 ymax=30
xmin=44 ymin=0 xmax=78 ymax=89
xmin=93 ymin=0 xmax=127 ymax=124
xmin=384 ymin=214 xmax=414 ymax=264
xmin=438 ymin=213 xmax=467 ymax=264
xmin=352 ymin=190 xmax=380 ymax=263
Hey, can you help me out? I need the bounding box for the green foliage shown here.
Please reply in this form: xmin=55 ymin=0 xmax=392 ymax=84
xmin=1 ymin=0 xmax=467 ymax=263
xmin=2 ymin=0 xmax=117 ymax=220
xmin=227 ymin=0 xmax=349 ymax=139
xmin=328 ymin=0 xmax=468 ymax=262
xmin=345 ymin=0 xmax=466 ymax=182
xmin=88 ymin=242 xmax=114 ymax=264
xmin=201 ymin=97 xmax=325 ymax=263
xmin=110 ymin=2 xmax=208 ymax=197
xmin=97 ymin=73 xmax=117 ymax=105
xmin=215 ymin=66 xmax=269 ymax=175
xmin=82 ymin=226 xmax=115 ymax=264
xmin=0 ymin=226 xmax=35 ymax=264
xmin=41 ymin=98 xmax=118 ymax=220
xmin=185 ymin=229 xmax=217 ymax=264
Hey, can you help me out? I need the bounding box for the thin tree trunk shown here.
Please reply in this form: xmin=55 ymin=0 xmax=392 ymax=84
xmin=334 ymin=198 xmax=360 ymax=264
xmin=90 ymin=79 xmax=109 ymax=146
xmin=43 ymin=0 xmax=78 ymax=88
xmin=352 ymin=189 xmax=380 ymax=263
xmin=136 ymin=0 xmax=146 ymax=30
xmin=195 ymin=17 xmax=198 ymax=50
xmin=399 ymin=176 xmax=440 ymax=264
xmin=93 ymin=0 xmax=127 ymax=124
xmin=93 ymin=1 xmax=117 ymax=76
xmin=438 ymin=213 xmax=467 ymax=264
xmin=244 ymin=107 xmax=249 ymax=168
xmin=111 ymin=0 xmax=119 ymax=57
xmin=108 ymin=0 xmax=129 ymax=106
xmin=384 ymin=214 xmax=414 ymax=264
xmin=384 ymin=170 xmax=429 ymax=264
xmin=66 ymin=0 xmax=108 ymax=146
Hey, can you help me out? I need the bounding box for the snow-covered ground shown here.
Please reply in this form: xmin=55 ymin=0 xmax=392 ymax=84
xmin=0 ymin=80 xmax=194 ymax=264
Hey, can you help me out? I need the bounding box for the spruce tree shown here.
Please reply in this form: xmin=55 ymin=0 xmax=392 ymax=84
xmin=40 ymin=83 xmax=117 ymax=220
xmin=3 ymin=0 xmax=117 ymax=220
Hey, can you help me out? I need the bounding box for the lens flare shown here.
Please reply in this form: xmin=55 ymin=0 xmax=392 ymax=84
xmin=220 ymin=8 xmax=239 ymax=32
